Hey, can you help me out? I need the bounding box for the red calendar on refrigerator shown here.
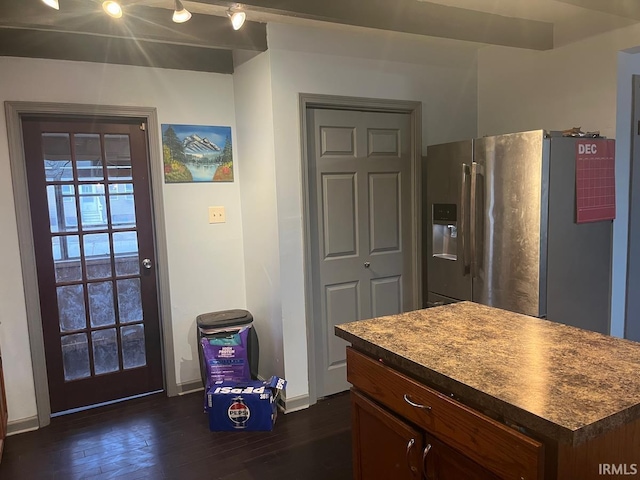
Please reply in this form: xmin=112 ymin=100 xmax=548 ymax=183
xmin=575 ymin=139 xmax=616 ymax=224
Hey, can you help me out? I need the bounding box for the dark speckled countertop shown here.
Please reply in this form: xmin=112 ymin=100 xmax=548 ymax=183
xmin=335 ymin=301 xmax=640 ymax=446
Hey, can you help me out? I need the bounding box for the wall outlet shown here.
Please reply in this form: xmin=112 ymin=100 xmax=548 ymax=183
xmin=208 ymin=206 xmax=226 ymax=224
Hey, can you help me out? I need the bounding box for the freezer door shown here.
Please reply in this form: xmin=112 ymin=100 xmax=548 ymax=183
xmin=472 ymin=130 xmax=547 ymax=317
xmin=425 ymin=140 xmax=472 ymax=302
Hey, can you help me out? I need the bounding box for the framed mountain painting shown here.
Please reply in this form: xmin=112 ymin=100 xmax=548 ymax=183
xmin=162 ymin=124 xmax=233 ymax=183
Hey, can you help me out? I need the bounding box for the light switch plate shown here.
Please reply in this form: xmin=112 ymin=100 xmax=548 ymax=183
xmin=208 ymin=206 xmax=226 ymax=224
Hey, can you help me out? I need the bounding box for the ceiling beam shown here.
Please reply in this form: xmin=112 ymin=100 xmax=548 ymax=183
xmin=0 ymin=28 xmax=234 ymax=73
xmin=191 ymin=0 xmax=554 ymax=50
xmin=0 ymin=0 xmax=267 ymax=51
xmin=554 ymin=0 xmax=640 ymax=21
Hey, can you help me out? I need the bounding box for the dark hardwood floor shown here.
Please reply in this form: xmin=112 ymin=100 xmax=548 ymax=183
xmin=0 ymin=390 xmax=352 ymax=480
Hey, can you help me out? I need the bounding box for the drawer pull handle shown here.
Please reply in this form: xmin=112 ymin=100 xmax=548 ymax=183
xmin=404 ymin=394 xmax=432 ymax=410
xmin=406 ymin=438 xmax=418 ymax=473
xmin=422 ymin=443 xmax=432 ymax=479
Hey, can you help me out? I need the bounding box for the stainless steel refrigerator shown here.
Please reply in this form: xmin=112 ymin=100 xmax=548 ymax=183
xmin=424 ymin=130 xmax=613 ymax=334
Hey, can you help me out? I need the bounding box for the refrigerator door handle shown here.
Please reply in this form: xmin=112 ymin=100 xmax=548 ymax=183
xmin=470 ymin=161 xmax=478 ymax=278
xmin=460 ymin=163 xmax=470 ymax=275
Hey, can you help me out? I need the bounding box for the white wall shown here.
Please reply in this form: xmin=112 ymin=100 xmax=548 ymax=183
xmin=477 ymin=23 xmax=640 ymax=337
xmin=233 ymin=51 xmax=285 ymax=380
xmin=0 ymin=22 xmax=483 ymax=422
xmin=0 ymin=57 xmax=246 ymax=423
xmin=266 ymin=23 xmax=479 ymax=403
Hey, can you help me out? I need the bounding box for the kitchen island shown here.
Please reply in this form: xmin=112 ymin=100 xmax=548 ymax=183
xmin=335 ymin=302 xmax=640 ymax=480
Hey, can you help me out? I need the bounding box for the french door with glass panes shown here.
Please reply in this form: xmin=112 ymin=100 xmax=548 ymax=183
xmin=22 ymin=118 xmax=163 ymax=413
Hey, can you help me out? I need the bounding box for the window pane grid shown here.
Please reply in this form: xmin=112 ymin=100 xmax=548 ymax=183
xmin=45 ymin=131 xmax=145 ymax=381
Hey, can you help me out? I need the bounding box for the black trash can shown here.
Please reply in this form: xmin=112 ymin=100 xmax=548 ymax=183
xmin=197 ymin=309 xmax=259 ymax=386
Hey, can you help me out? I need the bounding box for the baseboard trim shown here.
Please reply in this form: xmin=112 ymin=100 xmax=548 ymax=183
xmin=177 ymin=380 xmax=204 ymax=395
xmin=281 ymin=393 xmax=310 ymax=413
xmin=7 ymin=415 xmax=40 ymax=436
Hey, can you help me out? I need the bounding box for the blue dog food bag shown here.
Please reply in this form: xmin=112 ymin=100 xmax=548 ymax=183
xmin=201 ymin=327 xmax=251 ymax=388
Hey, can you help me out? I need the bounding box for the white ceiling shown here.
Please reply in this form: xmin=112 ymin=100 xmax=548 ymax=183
xmin=179 ymin=0 xmax=639 ymax=49
xmin=5 ymin=0 xmax=636 ymax=52
xmin=422 ymin=0 xmax=637 ymax=46
xmin=1 ymin=0 xmax=638 ymax=71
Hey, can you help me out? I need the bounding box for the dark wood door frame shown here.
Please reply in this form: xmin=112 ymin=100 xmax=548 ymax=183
xmin=5 ymin=102 xmax=176 ymax=429
xmin=23 ymin=118 xmax=164 ymax=412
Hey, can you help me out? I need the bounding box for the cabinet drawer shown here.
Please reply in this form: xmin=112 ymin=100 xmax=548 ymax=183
xmin=346 ymin=347 xmax=543 ymax=480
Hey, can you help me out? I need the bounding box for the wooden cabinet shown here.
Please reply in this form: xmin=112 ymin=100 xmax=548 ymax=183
xmin=347 ymin=347 xmax=543 ymax=480
xmin=0 ymin=353 xmax=7 ymax=463
xmin=352 ymin=389 xmax=499 ymax=479
xmin=352 ymin=390 xmax=424 ymax=479
xmin=424 ymin=432 xmax=500 ymax=480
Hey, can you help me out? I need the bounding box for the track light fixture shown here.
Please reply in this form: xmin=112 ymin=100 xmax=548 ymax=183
xmin=227 ymin=9 xmax=246 ymax=30
xmin=42 ymin=0 xmax=197 ymax=24
xmin=172 ymin=0 xmax=192 ymax=23
xmin=41 ymin=0 xmax=60 ymax=9
xmin=102 ymin=1 xmax=123 ymax=19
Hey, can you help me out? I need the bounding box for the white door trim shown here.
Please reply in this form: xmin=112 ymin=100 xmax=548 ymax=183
xmin=4 ymin=101 xmax=177 ymax=428
xmin=298 ymin=94 xmax=423 ymax=406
